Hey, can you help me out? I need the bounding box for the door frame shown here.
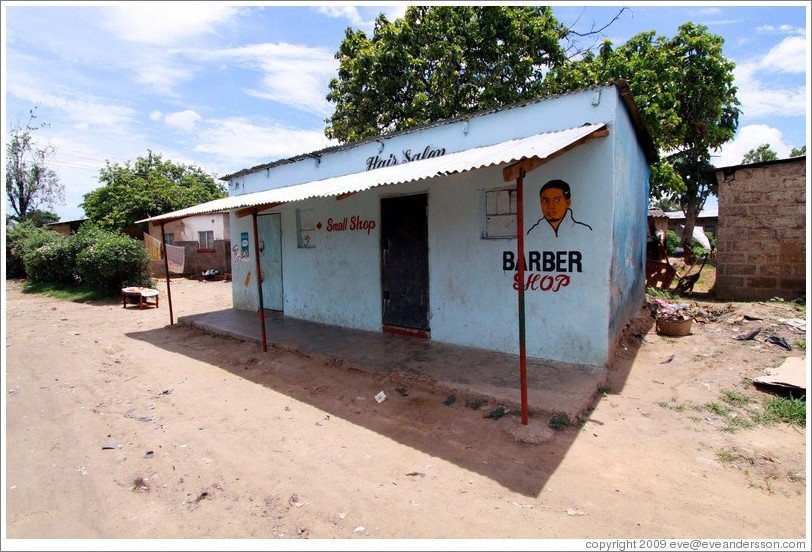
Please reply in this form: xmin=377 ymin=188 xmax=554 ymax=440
xmin=379 ymin=192 xmax=430 ymax=338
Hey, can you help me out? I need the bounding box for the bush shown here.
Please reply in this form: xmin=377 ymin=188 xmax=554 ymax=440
xmin=76 ymin=232 xmax=153 ymax=293
xmin=23 ymin=238 xmax=76 ymax=284
xmin=5 ymin=221 xmax=64 ymax=279
xmin=666 ymin=229 xmax=713 ymax=257
xmin=67 ymin=223 xmax=113 ymax=281
xmin=665 ymin=230 xmax=681 ymax=255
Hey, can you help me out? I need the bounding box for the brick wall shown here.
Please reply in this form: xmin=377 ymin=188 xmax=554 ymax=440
xmin=715 ymin=157 xmax=806 ymax=301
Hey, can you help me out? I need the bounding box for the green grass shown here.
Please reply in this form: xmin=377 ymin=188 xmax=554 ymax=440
xmin=764 ymin=395 xmax=806 ymax=426
xmin=21 ymin=280 xmax=111 ymax=302
xmin=722 ymin=389 xmax=752 ymax=406
xmin=716 ymin=448 xmax=755 ymax=466
xmin=464 ymin=398 xmax=487 ymax=410
xmin=657 ymin=398 xmax=688 ymax=412
xmin=646 ymin=286 xmax=678 ymax=300
xmin=705 ymin=402 xmax=730 ymax=417
xmin=548 ymin=413 xmax=572 ymax=430
xmin=703 ymin=389 xmax=806 ymax=431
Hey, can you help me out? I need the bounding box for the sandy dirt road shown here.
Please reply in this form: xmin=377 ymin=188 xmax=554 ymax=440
xmin=2 ymin=277 xmax=808 ymax=549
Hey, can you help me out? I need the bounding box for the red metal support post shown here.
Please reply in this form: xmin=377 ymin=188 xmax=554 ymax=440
xmin=160 ymin=222 xmax=174 ymax=325
xmin=251 ymin=210 xmax=268 ymax=352
xmin=516 ymin=171 xmax=529 ymax=425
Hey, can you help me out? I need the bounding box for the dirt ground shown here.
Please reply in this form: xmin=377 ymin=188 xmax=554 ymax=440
xmin=2 ymin=277 xmax=809 ymax=548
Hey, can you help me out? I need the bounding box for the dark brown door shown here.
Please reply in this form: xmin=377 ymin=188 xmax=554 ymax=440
xmin=381 ymin=194 xmax=429 ymax=331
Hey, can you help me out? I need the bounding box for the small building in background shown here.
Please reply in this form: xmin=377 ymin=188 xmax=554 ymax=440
xmin=45 ymin=218 xmax=87 ymax=237
xmin=664 ymin=207 xmax=719 ymax=238
xmin=144 ymin=213 xmax=231 ymax=278
xmin=710 ymin=156 xmax=806 ymax=301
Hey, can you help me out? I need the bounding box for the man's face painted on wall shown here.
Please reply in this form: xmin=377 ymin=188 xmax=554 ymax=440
xmin=540 ymin=188 xmax=571 ymax=227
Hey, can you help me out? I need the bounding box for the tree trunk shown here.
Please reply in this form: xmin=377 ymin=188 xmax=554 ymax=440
xmin=681 ymin=198 xmax=699 ymax=264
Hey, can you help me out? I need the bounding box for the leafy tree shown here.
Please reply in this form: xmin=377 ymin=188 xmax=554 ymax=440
xmin=545 ymin=23 xmax=740 ymax=258
xmin=81 ymin=150 xmax=226 ymax=230
xmin=24 ymin=209 xmax=60 ymax=228
xmin=5 ymin=106 xmax=64 ymax=221
xmin=789 ymin=145 xmax=806 ymax=157
xmin=653 ymin=197 xmax=682 ymax=212
xmin=325 ymin=6 xmax=569 ymax=142
xmin=741 ymin=144 xmax=778 ymax=164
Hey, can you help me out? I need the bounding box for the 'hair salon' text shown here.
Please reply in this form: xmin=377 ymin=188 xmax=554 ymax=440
xmin=365 ymin=145 xmax=446 ymax=171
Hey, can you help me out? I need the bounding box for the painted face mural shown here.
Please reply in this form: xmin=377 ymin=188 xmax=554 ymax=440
xmin=540 ymin=186 xmax=571 ymax=229
xmin=526 ymin=179 xmax=592 ymax=237
xmin=506 ymin=179 xmax=592 ymax=292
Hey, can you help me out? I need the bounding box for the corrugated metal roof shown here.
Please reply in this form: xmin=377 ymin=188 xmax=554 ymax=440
xmin=138 ymin=123 xmax=608 ymax=224
xmin=664 ymin=208 xmax=718 ymax=219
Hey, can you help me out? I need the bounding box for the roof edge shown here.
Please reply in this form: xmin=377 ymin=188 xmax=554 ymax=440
xmin=613 ymin=79 xmax=659 ymax=164
xmin=221 ymin=81 xmax=646 ymax=181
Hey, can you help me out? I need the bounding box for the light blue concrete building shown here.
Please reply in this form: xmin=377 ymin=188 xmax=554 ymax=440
xmin=146 ymin=80 xmax=657 ymax=368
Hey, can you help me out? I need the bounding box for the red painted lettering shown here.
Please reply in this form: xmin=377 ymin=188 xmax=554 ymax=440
xmin=513 ymin=272 xmax=572 ymax=292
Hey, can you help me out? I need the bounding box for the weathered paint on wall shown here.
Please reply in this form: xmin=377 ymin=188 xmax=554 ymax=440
xmin=227 ymin=84 xmax=651 ymax=367
xmin=608 ymin=100 xmax=650 ymax=346
xmin=281 ymin=192 xmax=383 ymax=330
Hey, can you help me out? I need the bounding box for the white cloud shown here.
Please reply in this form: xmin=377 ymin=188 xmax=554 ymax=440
xmin=130 ymin=56 xmax=198 ymax=97
xmin=197 ymin=42 xmax=338 ymax=115
xmin=6 ymin=79 xmax=137 ymax=130
xmin=757 ymin=36 xmax=808 ymax=74
xmin=315 ymin=6 xmax=366 ymax=27
xmin=756 ymin=24 xmax=805 ymax=36
xmin=732 ymin=36 xmax=807 ymax=119
xmin=315 ymin=5 xmax=406 ymax=33
xmin=101 ymin=4 xmax=239 ymax=47
xmin=713 ymin=124 xmax=791 ymax=167
xmin=193 ymin=118 xmax=336 ymax=165
xmin=165 ymin=110 xmax=202 ymax=132
xmin=149 ymin=111 xmax=163 ymax=121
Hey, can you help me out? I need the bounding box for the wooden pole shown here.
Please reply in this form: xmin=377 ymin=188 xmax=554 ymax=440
xmin=160 ymin=222 xmax=174 ymax=325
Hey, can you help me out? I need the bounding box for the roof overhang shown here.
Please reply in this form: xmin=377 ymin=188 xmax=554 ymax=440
xmin=137 ymin=123 xmax=609 ymax=226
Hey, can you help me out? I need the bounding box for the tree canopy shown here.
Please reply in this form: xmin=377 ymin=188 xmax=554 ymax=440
xmin=545 ymin=23 xmax=739 ymax=202
xmin=741 ymin=144 xmax=778 ymax=164
xmin=542 ymin=22 xmax=739 ymax=254
xmin=325 ymin=9 xmax=740 ymax=256
xmin=325 ymin=6 xmax=568 ymax=142
xmin=789 ymin=145 xmax=806 ymax=157
xmin=5 ymin=106 xmax=64 ymax=222
xmin=81 ymin=151 xmax=226 ymax=230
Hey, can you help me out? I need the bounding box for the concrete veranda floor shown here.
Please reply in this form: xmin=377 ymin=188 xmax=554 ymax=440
xmin=177 ymin=308 xmax=610 ymax=420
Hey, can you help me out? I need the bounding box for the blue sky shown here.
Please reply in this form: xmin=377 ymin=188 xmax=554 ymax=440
xmin=2 ymin=2 xmax=809 ymax=222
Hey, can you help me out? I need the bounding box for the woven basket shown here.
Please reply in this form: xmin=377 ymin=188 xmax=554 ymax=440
xmin=656 ymin=317 xmax=693 ymax=337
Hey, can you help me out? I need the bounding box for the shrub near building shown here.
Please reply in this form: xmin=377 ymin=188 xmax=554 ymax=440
xmin=7 ymin=221 xmax=153 ymax=294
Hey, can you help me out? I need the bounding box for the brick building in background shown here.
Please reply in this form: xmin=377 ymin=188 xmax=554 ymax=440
xmin=712 ymin=156 xmax=807 ymax=301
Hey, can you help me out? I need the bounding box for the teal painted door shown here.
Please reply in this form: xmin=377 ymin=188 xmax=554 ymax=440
xmin=258 ymin=213 xmax=283 ymax=311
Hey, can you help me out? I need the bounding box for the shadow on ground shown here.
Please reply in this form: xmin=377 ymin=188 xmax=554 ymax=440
xmin=125 ymin=306 xmax=654 ymax=497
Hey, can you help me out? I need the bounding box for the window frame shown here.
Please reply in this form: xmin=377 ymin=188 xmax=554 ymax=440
xmin=482 ymin=186 xmax=518 ymax=239
xmin=296 ymin=208 xmax=316 ymax=248
xmin=197 ymin=230 xmax=215 ymax=252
